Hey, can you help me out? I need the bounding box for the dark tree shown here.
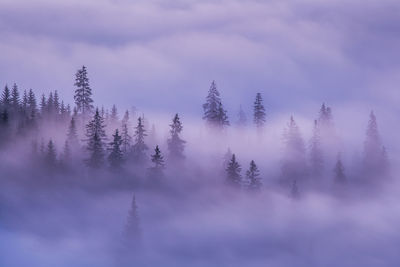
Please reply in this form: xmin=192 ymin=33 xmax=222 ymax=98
xmin=309 ymin=120 xmax=324 ymax=178
xmin=334 ymin=154 xmax=346 ymax=184
xmin=108 ymin=129 xmax=124 ymax=169
xmin=45 ymin=139 xmax=57 ymax=168
xmin=54 ymin=90 xmax=60 ymax=115
xmin=28 ymin=89 xmax=37 ymax=114
xmin=236 ymin=105 xmax=247 ymax=128
xmin=74 ymin=65 xmax=94 ymax=117
xmin=226 ymin=154 xmax=241 ymax=187
xmin=202 ymin=80 xmax=229 ymax=128
xmin=1 ymin=85 xmax=11 ymax=108
xmin=40 ymin=94 xmax=46 ymax=115
xmin=121 ymin=123 xmax=132 ymax=156
xmin=110 ymin=104 xmax=118 ymax=124
xmin=123 ymin=194 xmax=141 ymax=249
xmin=246 ymin=160 xmax=262 ymax=190
xmin=67 ymin=117 xmax=80 ymax=149
xmin=11 ymin=83 xmax=20 ymax=112
xmin=167 ymin=113 xmax=186 ymax=160
xmin=150 ymin=145 xmax=165 ymax=177
xmin=84 ymin=108 xmax=107 ymax=168
xmin=132 ymin=117 xmax=148 ymax=163
xmin=281 ymin=116 xmax=307 ymax=186
xmin=253 ymin=93 xmax=266 ymax=129
xmin=363 ymin=111 xmax=387 ymax=179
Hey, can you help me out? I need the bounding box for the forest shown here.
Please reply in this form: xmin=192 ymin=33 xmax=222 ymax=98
xmin=0 ymin=66 xmax=396 ymax=267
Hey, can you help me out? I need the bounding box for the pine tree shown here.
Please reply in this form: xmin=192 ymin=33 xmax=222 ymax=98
xmin=11 ymin=83 xmax=20 ymax=112
xmin=281 ymin=116 xmax=307 ymax=186
xmin=150 ymin=145 xmax=165 ymax=177
xmin=246 ymin=160 xmax=262 ymax=190
xmin=40 ymin=94 xmax=46 ymax=115
xmin=110 ymin=104 xmax=118 ymax=124
xmin=226 ymin=154 xmax=241 ymax=187
xmin=236 ymin=105 xmax=247 ymax=127
xmin=167 ymin=113 xmax=186 ymax=160
xmin=67 ymin=117 xmax=79 ymax=149
xmin=202 ymin=80 xmax=229 ymax=128
xmin=123 ymin=194 xmax=141 ymax=249
xmin=53 ymin=90 xmax=60 ymax=115
xmin=132 ymin=117 xmax=148 ymax=163
xmin=61 ymin=140 xmax=71 ymax=167
xmin=84 ymin=108 xmax=107 ymax=168
xmin=74 ymin=65 xmax=94 ymax=117
xmin=47 ymin=91 xmax=54 ymax=116
xmin=334 ymin=154 xmax=346 ymax=184
xmin=309 ymin=120 xmax=324 ymax=178
xmin=253 ymin=93 xmax=266 ymax=129
xmin=222 ymin=148 xmax=233 ymax=170
xmin=121 ymin=123 xmax=132 ymax=156
xmin=363 ymin=111 xmax=386 ymax=179
xmin=28 ymin=89 xmax=37 ymax=113
xmin=122 ymin=110 xmax=130 ymax=125
xmin=108 ymin=129 xmax=124 ymax=169
xmin=1 ymin=85 xmax=11 ymax=108
xmin=22 ymin=90 xmax=28 ymax=113
xmin=45 ymin=139 xmax=57 ymax=167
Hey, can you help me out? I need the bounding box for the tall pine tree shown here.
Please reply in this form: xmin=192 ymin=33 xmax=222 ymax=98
xmin=202 ymin=81 xmax=229 ymax=129
xmin=108 ymin=129 xmax=124 ymax=169
xmin=74 ymin=66 xmax=93 ymax=118
xmin=132 ymin=117 xmax=148 ymax=163
xmin=84 ymin=108 xmax=107 ymax=168
xmin=253 ymin=93 xmax=266 ymax=129
xmin=245 ymin=160 xmax=262 ymax=190
xmin=226 ymin=154 xmax=242 ymax=187
xmin=167 ymin=113 xmax=186 ymax=160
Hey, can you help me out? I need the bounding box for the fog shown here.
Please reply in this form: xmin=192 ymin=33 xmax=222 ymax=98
xmin=0 ymin=86 xmax=398 ymax=266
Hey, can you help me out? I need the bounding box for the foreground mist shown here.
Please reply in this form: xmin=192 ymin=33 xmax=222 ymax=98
xmin=0 ymin=67 xmax=397 ymax=267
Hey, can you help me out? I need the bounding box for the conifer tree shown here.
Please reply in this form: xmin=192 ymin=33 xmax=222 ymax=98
xmin=67 ymin=117 xmax=79 ymax=149
xmin=121 ymin=123 xmax=132 ymax=156
xmin=363 ymin=111 xmax=387 ymax=179
xmin=309 ymin=120 xmax=324 ymax=178
xmin=167 ymin=113 xmax=186 ymax=160
xmin=54 ymin=90 xmax=60 ymax=115
xmin=334 ymin=154 xmax=346 ymax=184
xmin=281 ymin=116 xmax=307 ymax=186
xmin=150 ymin=145 xmax=165 ymax=177
xmin=110 ymin=104 xmax=118 ymax=124
xmin=222 ymin=148 xmax=233 ymax=170
xmin=1 ymin=85 xmax=11 ymax=108
xmin=108 ymin=129 xmax=124 ymax=169
xmin=47 ymin=91 xmax=54 ymax=116
xmin=236 ymin=105 xmax=247 ymax=127
xmin=123 ymin=194 xmax=141 ymax=248
xmin=11 ymin=83 xmax=20 ymax=112
xmin=122 ymin=110 xmax=130 ymax=126
xmin=202 ymin=80 xmax=229 ymax=128
xmin=290 ymin=180 xmax=300 ymax=199
xmin=45 ymin=139 xmax=57 ymax=167
xmin=253 ymin=93 xmax=266 ymax=129
xmin=28 ymin=89 xmax=37 ymax=113
xmin=74 ymin=65 xmax=93 ymax=117
xmin=132 ymin=117 xmax=148 ymax=163
xmin=62 ymin=140 xmax=71 ymax=164
xmin=22 ymin=90 xmax=28 ymax=113
xmin=226 ymin=154 xmax=241 ymax=187
xmin=84 ymin=108 xmax=107 ymax=168
xmin=246 ymin=160 xmax=262 ymax=190
xmin=40 ymin=94 xmax=46 ymax=115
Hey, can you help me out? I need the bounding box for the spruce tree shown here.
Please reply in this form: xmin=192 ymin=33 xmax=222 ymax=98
xmin=309 ymin=120 xmax=324 ymax=178
xmin=1 ymin=85 xmax=11 ymax=108
xmin=54 ymin=90 xmax=60 ymax=115
xmin=123 ymin=194 xmax=141 ymax=249
xmin=40 ymin=94 xmax=46 ymax=115
xmin=110 ymin=104 xmax=118 ymax=124
xmin=253 ymin=93 xmax=266 ymax=129
xmin=11 ymin=83 xmax=20 ymax=112
xmin=121 ymin=123 xmax=132 ymax=156
xmin=236 ymin=105 xmax=247 ymax=127
xmin=281 ymin=116 xmax=307 ymax=186
xmin=45 ymin=139 xmax=57 ymax=167
xmin=22 ymin=90 xmax=28 ymax=113
xmin=132 ymin=117 xmax=148 ymax=163
xmin=246 ymin=160 xmax=262 ymax=190
xmin=226 ymin=154 xmax=241 ymax=187
xmin=74 ymin=65 xmax=94 ymax=117
xmin=334 ymin=154 xmax=346 ymax=184
xmin=108 ymin=129 xmax=124 ymax=169
xmin=290 ymin=180 xmax=300 ymax=199
xmin=202 ymin=80 xmax=229 ymax=128
xmin=363 ymin=111 xmax=386 ymax=179
xmin=150 ymin=145 xmax=165 ymax=177
xmin=62 ymin=140 xmax=71 ymax=165
xmin=84 ymin=108 xmax=107 ymax=168
xmin=28 ymin=89 xmax=37 ymax=113
xmin=67 ymin=117 xmax=79 ymax=149
xmin=167 ymin=113 xmax=186 ymax=160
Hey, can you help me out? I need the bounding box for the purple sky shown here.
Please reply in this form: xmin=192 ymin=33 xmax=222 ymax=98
xmin=0 ymin=0 xmax=399 ymax=117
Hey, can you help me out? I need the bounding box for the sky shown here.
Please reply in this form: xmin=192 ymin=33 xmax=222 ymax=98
xmin=0 ymin=0 xmax=399 ymax=118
